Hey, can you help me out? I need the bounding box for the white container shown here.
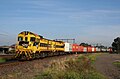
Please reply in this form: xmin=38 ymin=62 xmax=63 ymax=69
xmin=64 ymin=42 xmax=72 ymax=52
xmin=92 ymin=47 xmax=95 ymax=52
xmin=101 ymin=48 xmax=107 ymax=52
xmin=96 ymin=47 xmax=100 ymax=52
xmin=83 ymin=47 xmax=87 ymax=52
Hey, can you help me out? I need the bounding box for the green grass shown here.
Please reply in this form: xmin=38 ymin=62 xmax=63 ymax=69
xmin=113 ymin=61 xmax=120 ymax=68
xmin=34 ymin=54 xmax=106 ymax=79
xmin=0 ymin=58 xmax=6 ymax=63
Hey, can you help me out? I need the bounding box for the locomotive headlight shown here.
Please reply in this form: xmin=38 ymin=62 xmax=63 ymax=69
xmin=33 ymin=51 xmax=36 ymax=53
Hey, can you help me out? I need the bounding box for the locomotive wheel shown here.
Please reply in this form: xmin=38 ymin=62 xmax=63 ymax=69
xmin=31 ymin=53 xmax=36 ymax=59
xmin=41 ymin=52 xmax=47 ymax=58
xmin=35 ymin=53 xmax=40 ymax=59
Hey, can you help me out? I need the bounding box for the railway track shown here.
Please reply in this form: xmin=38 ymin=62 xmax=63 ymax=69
xmin=0 ymin=54 xmax=80 ymax=79
xmin=0 ymin=54 xmax=70 ymax=67
xmin=0 ymin=54 xmax=20 ymax=67
xmin=0 ymin=59 xmax=19 ymax=67
xmin=0 ymin=54 xmax=15 ymax=59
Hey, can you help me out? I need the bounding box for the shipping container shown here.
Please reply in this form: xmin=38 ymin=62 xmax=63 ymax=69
xmin=92 ymin=47 xmax=96 ymax=52
xmin=94 ymin=47 xmax=96 ymax=52
xmin=92 ymin=47 xmax=95 ymax=52
xmin=109 ymin=48 xmax=112 ymax=53
xmin=79 ymin=45 xmax=84 ymax=52
xmin=83 ymin=47 xmax=87 ymax=52
xmin=72 ymin=44 xmax=79 ymax=52
xmin=64 ymin=42 xmax=72 ymax=52
xmin=87 ymin=46 xmax=92 ymax=53
xmin=107 ymin=48 xmax=109 ymax=52
xmin=96 ymin=47 xmax=100 ymax=52
xmin=101 ymin=48 xmax=107 ymax=52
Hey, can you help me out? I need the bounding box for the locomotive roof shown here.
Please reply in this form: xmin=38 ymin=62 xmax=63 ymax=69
xmin=19 ymin=31 xmax=43 ymax=38
xmin=19 ymin=31 xmax=64 ymax=43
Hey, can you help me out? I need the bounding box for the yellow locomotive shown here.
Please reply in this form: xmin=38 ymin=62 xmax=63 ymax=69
xmin=15 ymin=31 xmax=65 ymax=60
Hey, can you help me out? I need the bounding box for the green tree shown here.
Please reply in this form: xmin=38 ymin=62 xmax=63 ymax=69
xmin=112 ymin=37 xmax=120 ymax=53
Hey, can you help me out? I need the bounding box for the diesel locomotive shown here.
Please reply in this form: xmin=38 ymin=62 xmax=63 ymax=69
xmin=15 ymin=31 xmax=65 ymax=60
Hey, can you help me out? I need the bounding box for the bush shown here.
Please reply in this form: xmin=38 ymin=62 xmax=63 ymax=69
xmin=0 ymin=58 xmax=6 ymax=63
xmin=63 ymin=71 xmax=80 ymax=79
xmin=34 ymin=54 xmax=106 ymax=79
xmin=113 ymin=61 xmax=120 ymax=68
xmin=34 ymin=71 xmax=52 ymax=79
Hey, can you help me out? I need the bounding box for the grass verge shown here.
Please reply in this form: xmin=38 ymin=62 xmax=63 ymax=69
xmin=113 ymin=61 xmax=120 ymax=68
xmin=0 ymin=57 xmax=6 ymax=63
xmin=34 ymin=54 xmax=106 ymax=79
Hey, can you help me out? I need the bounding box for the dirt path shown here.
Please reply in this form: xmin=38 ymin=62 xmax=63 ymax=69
xmin=95 ymin=53 xmax=120 ymax=79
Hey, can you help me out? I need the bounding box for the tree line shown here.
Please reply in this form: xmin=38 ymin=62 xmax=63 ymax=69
xmin=112 ymin=37 xmax=120 ymax=53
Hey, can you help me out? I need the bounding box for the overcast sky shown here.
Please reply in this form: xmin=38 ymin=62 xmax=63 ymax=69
xmin=0 ymin=0 xmax=120 ymax=46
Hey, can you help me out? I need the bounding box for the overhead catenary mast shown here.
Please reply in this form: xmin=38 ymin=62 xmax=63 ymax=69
xmin=55 ymin=39 xmax=75 ymax=44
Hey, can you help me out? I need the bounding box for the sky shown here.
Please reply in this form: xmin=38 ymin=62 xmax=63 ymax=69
xmin=0 ymin=0 xmax=120 ymax=46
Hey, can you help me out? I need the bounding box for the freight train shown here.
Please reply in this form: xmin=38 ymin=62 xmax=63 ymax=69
xmin=15 ymin=31 xmax=112 ymax=60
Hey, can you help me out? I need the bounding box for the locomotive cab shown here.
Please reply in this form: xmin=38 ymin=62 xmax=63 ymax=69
xmin=15 ymin=31 xmax=40 ymax=60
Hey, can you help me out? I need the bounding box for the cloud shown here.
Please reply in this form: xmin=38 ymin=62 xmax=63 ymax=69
xmin=75 ymin=25 xmax=120 ymax=46
xmin=92 ymin=10 xmax=120 ymax=13
xmin=69 ymin=9 xmax=120 ymax=19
